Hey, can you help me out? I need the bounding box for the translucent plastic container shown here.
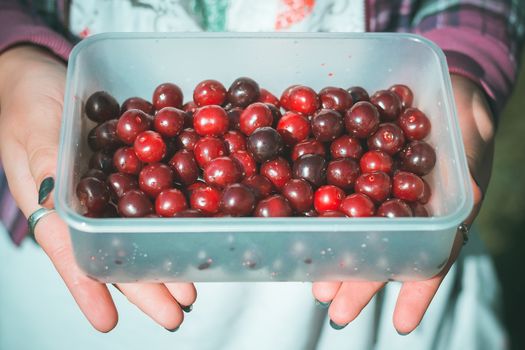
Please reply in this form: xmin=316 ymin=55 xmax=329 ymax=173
xmin=56 ymin=33 xmax=473 ymax=283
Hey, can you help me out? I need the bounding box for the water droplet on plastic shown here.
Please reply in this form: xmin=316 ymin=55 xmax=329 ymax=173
xmin=361 ymin=243 xmax=367 ymax=248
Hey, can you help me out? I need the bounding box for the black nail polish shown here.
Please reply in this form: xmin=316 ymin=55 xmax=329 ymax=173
xmin=165 ymin=327 xmax=179 ymax=333
xmin=329 ymin=319 xmax=348 ymax=330
xmin=182 ymin=304 xmax=193 ymax=313
xmin=38 ymin=177 xmax=55 ymax=204
xmin=315 ymin=299 xmax=330 ymax=308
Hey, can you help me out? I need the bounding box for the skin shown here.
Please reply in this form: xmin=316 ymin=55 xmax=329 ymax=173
xmin=0 ymin=46 xmax=494 ymax=334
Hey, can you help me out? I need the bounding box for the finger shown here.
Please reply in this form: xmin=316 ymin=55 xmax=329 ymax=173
xmin=116 ymin=283 xmax=184 ymax=330
xmin=328 ymin=281 xmax=385 ymax=326
xmin=165 ymin=282 xmax=197 ymax=309
xmin=312 ymin=282 xmax=341 ymax=304
xmin=1 ymin=142 xmax=118 ymax=332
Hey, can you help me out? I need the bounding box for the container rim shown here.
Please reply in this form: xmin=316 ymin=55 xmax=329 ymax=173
xmin=56 ymin=32 xmax=474 ymax=234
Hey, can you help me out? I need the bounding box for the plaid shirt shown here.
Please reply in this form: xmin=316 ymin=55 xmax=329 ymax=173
xmin=0 ymin=0 xmax=524 ymax=245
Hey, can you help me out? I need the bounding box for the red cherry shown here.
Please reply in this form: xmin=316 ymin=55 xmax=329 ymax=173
xmin=392 ymin=171 xmax=425 ymax=202
xmin=154 ymin=107 xmax=185 ymax=137
xmin=330 ymin=135 xmax=363 ymax=159
xmin=276 ymin=111 xmax=311 ymax=145
xmin=117 ymin=109 xmax=152 ymax=145
xmin=314 ymin=185 xmax=345 ymax=213
xmin=367 ymin=123 xmax=405 ymax=155
xmin=370 ymin=90 xmax=402 ymax=121
xmin=106 ymin=172 xmax=139 ymax=200
xmin=319 ymin=86 xmax=353 ymax=112
xmin=113 ymin=147 xmax=143 ymax=175
xmin=193 ymin=105 xmax=229 ymax=136
xmin=152 ymin=83 xmax=183 ymax=110
xmin=239 ymin=102 xmax=273 ymax=136
xmin=223 ymin=130 xmax=247 ymax=153
xmin=173 ymin=209 xmax=205 ymax=217
xmin=254 ymin=195 xmax=293 ymax=217
xmin=118 ymin=189 xmax=153 ymax=217
xmin=76 ymin=177 xmax=110 ymax=214
xmin=193 ymin=79 xmax=227 ymax=107
xmin=377 ymin=199 xmax=413 ymax=217
xmin=398 ymin=108 xmax=431 ymax=141
xmin=291 ymin=139 xmax=326 ymax=161
xmin=168 ymin=149 xmax=199 ymax=186
xmin=220 ymin=183 xmax=256 ymax=216
xmin=279 ymin=85 xmax=298 ymax=111
xmin=177 ymin=128 xmax=200 ymax=151
xmin=155 ymin=189 xmax=188 ymax=217
xmin=231 ymin=151 xmax=257 ymax=177
xmin=318 ymin=211 xmax=345 ymax=217
xmin=134 ymin=130 xmax=167 ymax=163
xmin=344 ymin=101 xmax=380 ymax=139
xmin=203 ymin=156 xmax=243 ymax=188
xmin=359 ymin=150 xmax=393 ymax=174
xmin=193 ymin=136 xmax=227 ymax=168
xmin=326 ymin=158 xmax=360 ymax=191
xmin=138 ymin=163 xmax=174 ymax=198
xmin=260 ymin=157 xmax=292 ymax=189
xmin=389 ymin=84 xmax=413 ymax=109
xmin=189 ymin=185 xmax=221 ymax=215
xmin=258 ymin=88 xmax=280 ymax=106
xmin=121 ymin=97 xmax=155 ymax=115
xmin=284 ymin=85 xmax=320 ymax=115
xmin=282 ymin=178 xmax=314 ymax=213
xmin=183 ymin=101 xmax=198 ymax=118
xmin=355 ymin=171 xmax=391 ymax=203
xmin=339 ymin=193 xmax=375 ymax=217
xmin=242 ymin=174 xmax=274 ymax=200
xmin=186 ymin=180 xmax=207 ymax=196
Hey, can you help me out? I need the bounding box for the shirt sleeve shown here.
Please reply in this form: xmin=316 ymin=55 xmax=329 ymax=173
xmin=0 ymin=0 xmax=72 ymax=60
xmin=412 ymin=0 xmax=525 ymax=116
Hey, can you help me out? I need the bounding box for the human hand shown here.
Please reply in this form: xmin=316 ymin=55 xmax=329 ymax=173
xmin=311 ymin=74 xmax=494 ymax=334
xmin=0 ymin=45 xmax=196 ymax=332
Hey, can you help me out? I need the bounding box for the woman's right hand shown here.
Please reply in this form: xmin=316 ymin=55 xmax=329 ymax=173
xmin=0 ymin=45 xmax=196 ymax=332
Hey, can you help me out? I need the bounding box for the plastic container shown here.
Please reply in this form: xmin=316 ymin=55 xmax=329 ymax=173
xmin=56 ymin=32 xmax=473 ymax=283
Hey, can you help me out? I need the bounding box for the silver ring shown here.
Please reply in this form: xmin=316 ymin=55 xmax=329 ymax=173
xmin=28 ymin=207 xmax=56 ymax=236
xmin=458 ymin=223 xmax=469 ymax=245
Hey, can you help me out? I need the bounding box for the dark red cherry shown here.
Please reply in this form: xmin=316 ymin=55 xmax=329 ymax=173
xmin=258 ymin=88 xmax=280 ymax=106
xmin=113 ymin=147 xmax=143 ymax=175
xmin=138 ymin=163 xmax=174 ymax=198
xmin=398 ymin=108 xmax=431 ymax=141
xmin=183 ymin=101 xmax=198 ymax=120
xmin=155 ymin=189 xmax=188 ymax=217
xmin=266 ymin=103 xmax=282 ymax=127
xmin=193 ymin=105 xmax=229 ymax=136
xmin=154 ymin=107 xmax=185 ymax=137
xmin=242 ymin=174 xmax=274 ymax=200
xmin=370 ymin=90 xmax=402 ymax=121
xmin=376 ymin=199 xmax=413 ymax=217
xmin=239 ymin=102 xmax=273 ymax=136
xmin=193 ymin=79 xmax=227 ymax=107
xmin=367 ymin=123 xmax=405 ymax=155
xmin=173 ymin=209 xmax=205 ymax=217
xmin=89 ymin=151 xmax=114 ymax=174
xmin=203 ymin=157 xmax=242 ymax=188
xmin=76 ymin=177 xmax=110 ymax=214
xmin=85 ymin=91 xmax=120 ymax=123
xmin=168 ymin=149 xmax=199 ymax=186
xmin=193 ymin=136 xmax=227 ymax=168
xmin=106 ymin=172 xmax=139 ymax=200
xmin=177 ymin=128 xmax=200 ymax=151
xmin=360 ymin=150 xmax=393 ymax=174
xmin=246 ymin=127 xmax=283 ymax=163
xmin=223 ymin=130 xmax=247 ymax=153
xmin=330 ymin=135 xmax=363 ymax=159
xmin=283 ymin=85 xmax=319 ymax=115
xmin=292 ymin=154 xmax=327 ymax=188
xmin=118 ymin=189 xmax=154 ymax=217
xmin=121 ymin=96 xmax=155 ymax=115
xmin=314 ymin=185 xmax=345 ymax=213
xmin=291 ymin=139 xmax=326 ymax=161
xmin=152 ymin=83 xmax=183 ymax=110
xmin=319 ymin=210 xmax=345 ymax=217
xmin=355 ymin=171 xmax=391 ymax=203
xmin=116 ymin=109 xmax=152 ymax=145
xmin=339 ymin=193 xmax=375 ymax=217
xmin=260 ymin=157 xmax=292 ymax=189
xmin=254 ymin=195 xmax=292 ymax=217
xmin=326 ymin=158 xmax=360 ymax=191
xmin=347 ymin=86 xmax=369 ymax=103
xmin=389 ymin=84 xmax=413 ymax=109
xmin=282 ymin=178 xmax=314 ymax=213
xmin=85 ymin=203 xmax=119 ymax=218
xmin=420 ymin=178 xmax=431 ymax=204
xmin=91 ymin=119 xmax=121 ymax=152
xmin=276 ymin=111 xmax=311 ymax=145
xmin=319 ymin=86 xmax=353 ymax=112
xmin=82 ymin=169 xmax=106 ymax=182
xmin=134 ymin=131 xmax=166 ymax=163
xmin=230 ymin=151 xmax=257 ymax=177
xmin=220 ymin=183 xmax=256 ymax=216
xmin=398 ymin=140 xmax=436 ymax=176
xmin=189 ymin=185 xmax=221 ymax=215
xmin=227 ymin=107 xmax=243 ymax=130
xmin=410 ymin=202 xmax=429 ymax=217
xmin=311 ymin=109 xmax=344 ymax=142
xmin=392 ymin=171 xmax=425 ymax=202
xmin=344 ymin=101 xmax=380 ymax=139
xmin=227 ymin=77 xmax=260 ymax=108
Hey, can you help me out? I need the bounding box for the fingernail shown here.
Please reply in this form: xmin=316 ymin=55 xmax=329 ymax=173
xmin=397 ymin=330 xmax=410 ymax=336
xmin=38 ymin=177 xmax=55 ymax=204
xmin=165 ymin=327 xmax=179 ymax=333
xmin=315 ymin=299 xmax=330 ymax=308
xmin=329 ymin=319 xmax=348 ymax=330
xmin=182 ymin=304 xmax=193 ymax=313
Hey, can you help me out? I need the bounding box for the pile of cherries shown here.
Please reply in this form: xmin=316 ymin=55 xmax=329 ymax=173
xmin=77 ymin=77 xmax=435 ymax=219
